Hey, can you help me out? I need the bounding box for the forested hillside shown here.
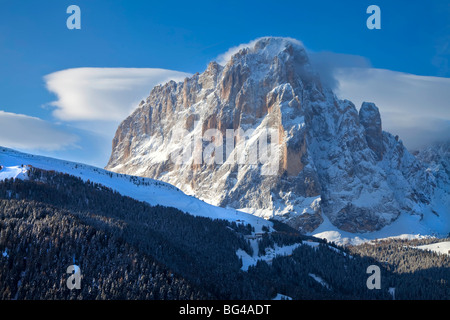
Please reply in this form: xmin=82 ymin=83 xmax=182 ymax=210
xmin=0 ymin=168 xmax=448 ymax=299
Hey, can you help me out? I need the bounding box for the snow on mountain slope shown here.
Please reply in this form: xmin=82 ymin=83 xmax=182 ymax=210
xmin=310 ymin=207 xmax=449 ymax=245
xmin=413 ymin=241 xmax=450 ymax=255
xmin=308 ymin=273 xmax=331 ymax=290
xmin=0 ymin=146 xmax=272 ymax=232
xmin=0 ymin=164 xmax=28 ymax=181
xmin=237 ymin=241 xmax=304 ymax=271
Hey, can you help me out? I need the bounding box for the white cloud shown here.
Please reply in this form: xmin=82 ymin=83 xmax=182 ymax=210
xmin=0 ymin=111 xmax=79 ymax=151
xmin=333 ymin=67 xmax=450 ymax=150
xmin=308 ymin=51 xmax=372 ymax=90
xmin=44 ymin=68 xmax=191 ymax=122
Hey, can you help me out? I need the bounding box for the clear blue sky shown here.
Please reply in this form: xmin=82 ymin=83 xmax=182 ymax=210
xmin=0 ymin=0 xmax=449 ymax=166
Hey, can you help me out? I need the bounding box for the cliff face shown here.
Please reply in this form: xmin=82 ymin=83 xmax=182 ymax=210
xmin=106 ymin=37 xmax=446 ymax=233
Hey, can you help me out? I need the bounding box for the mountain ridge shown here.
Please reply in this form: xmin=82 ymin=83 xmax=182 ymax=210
xmin=106 ymin=37 xmax=449 ymax=235
xmin=0 ymin=146 xmax=272 ymax=233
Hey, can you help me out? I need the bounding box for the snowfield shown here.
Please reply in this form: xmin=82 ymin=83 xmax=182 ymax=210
xmin=310 ymin=209 xmax=449 ymax=246
xmin=0 ymin=164 xmax=29 ymax=181
xmin=412 ymin=241 xmax=450 ymax=256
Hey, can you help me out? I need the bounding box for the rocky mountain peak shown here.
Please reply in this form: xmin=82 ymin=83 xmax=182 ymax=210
xmin=224 ymin=37 xmax=305 ymax=63
xmin=359 ymin=102 xmax=384 ymax=160
xmin=106 ymin=37 xmax=448 ymax=234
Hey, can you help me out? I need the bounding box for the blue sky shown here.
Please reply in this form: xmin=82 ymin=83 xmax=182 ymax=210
xmin=0 ymin=0 xmax=449 ymax=167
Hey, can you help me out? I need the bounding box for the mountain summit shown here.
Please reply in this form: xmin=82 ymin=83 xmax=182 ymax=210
xmin=106 ymin=37 xmax=448 ymax=234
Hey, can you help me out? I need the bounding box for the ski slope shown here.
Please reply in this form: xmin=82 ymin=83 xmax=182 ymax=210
xmin=0 ymin=147 xmax=272 ymax=233
xmin=236 ymin=241 xmax=304 ymax=272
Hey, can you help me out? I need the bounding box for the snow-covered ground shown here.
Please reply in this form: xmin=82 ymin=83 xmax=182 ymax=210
xmin=236 ymin=241 xmax=304 ymax=271
xmin=0 ymin=164 xmax=28 ymax=181
xmin=412 ymin=241 xmax=450 ymax=255
xmin=308 ymin=273 xmax=331 ymax=290
xmin=238 ymin=195 xmax=321 ymax=220
xmin=272 ymin=293 xmax=292 ymax=300
xmin=310 ymin=210 xmax=449 ymax=246
xmin=236 ymin=237 xmax=348 ymax=272
xmin=0 ymin=147 xmax=272 ymax=233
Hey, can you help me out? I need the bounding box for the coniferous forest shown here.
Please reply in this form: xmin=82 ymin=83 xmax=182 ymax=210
xmin=0 ymin=168 xmax=448 ymax=300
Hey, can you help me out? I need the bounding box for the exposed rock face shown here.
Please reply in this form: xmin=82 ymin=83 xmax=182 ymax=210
xmin=359 ymin=102 xmax=384 ymax=160
xmin=106 ymin=37 xmax=447 ymax=233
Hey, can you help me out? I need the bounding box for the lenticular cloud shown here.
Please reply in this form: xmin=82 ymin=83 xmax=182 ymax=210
xmin=44 ymin=67 xmax=191 ymax=122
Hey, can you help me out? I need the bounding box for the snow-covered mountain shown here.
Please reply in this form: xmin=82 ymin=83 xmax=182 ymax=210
xmin=413 ymin=141 xmax=449 ymax=193
xmin=0 ymin=146 xmax=271 ymax=233
xmin=106 ymin=37 xmax=449 ymax=235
